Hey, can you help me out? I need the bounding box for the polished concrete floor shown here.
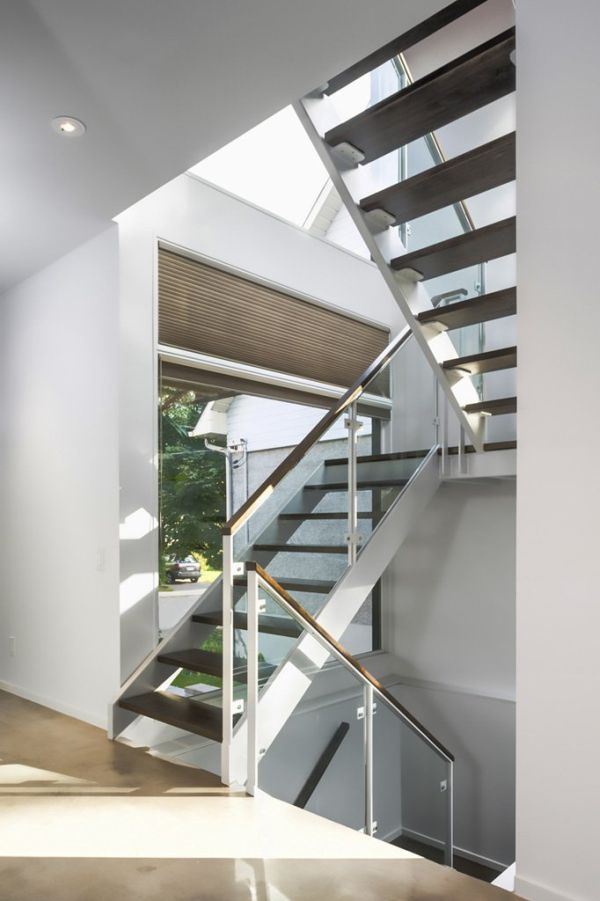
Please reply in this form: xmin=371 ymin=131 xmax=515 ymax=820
xmin=0 ymin=690 xmax=518 ymax=899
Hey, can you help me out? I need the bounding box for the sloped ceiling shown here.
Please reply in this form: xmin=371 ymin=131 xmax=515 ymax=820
xmin=0 ymin=0 xmax=447 ymax=292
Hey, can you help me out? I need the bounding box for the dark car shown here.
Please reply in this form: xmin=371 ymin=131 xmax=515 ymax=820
xmin=166 ymin=555 xmax=201 ymax=583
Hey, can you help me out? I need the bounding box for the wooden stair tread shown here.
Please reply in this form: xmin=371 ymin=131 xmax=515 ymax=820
xmin=361 ymin=132 xmax=516 ymax=223
xmin=305 ymin=478 xmax=408 ymax=491
xmin=464 ymin=396 xmax=517 ymax=415
xmin=158 ymin=648 xmax=224 ymax=676
xmin=253 ymin=543 xmax=347 ymax=555
xmin=324 ymin=450 xmax=429 ymax=465
xmin=159 ymin=647 xmax=275 ymax=684
xmin=418 ymin=288 xmax=516 ymax=330
xmin=279 ymin=511 xmax=374 ymax=520
xmin=324 ymin=0 xmax=489 ymax=95
xmin=118 ymin=691 xmax=232 ymax=742
xmin=325 ymin=28 xmax=515 ymax=164
xmin=193 ymin=610 xmax=303 ymax=638
xmin=391 ymin=217 xmax=516 ymax=279
xmin=438 ymin=440 xmax=517 ymax=455
xmin=234 ymin=576 xmax=335 ymax=594
xmin=442 ymin=345 xmax=517 ymax=375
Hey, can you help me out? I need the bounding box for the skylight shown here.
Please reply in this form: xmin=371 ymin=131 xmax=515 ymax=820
xmin=189 ymin=106 xmax=329 ymax=227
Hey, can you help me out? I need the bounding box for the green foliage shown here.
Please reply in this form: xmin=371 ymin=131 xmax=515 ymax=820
xmin=160 ymin=386 xmax=226 ymax=570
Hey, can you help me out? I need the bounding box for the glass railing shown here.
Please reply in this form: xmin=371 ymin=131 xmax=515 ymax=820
xmin=244 ymin=563 xmax=454 ymax=864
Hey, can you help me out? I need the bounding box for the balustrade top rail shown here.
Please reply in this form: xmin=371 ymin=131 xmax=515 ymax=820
xmin=247 ymin=561 xmax=454 ymax=763
xmin=222 ymin=326 xmax=412 ymax=537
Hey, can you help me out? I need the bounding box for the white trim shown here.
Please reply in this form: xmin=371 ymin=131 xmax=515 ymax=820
xmin=514 ymin=875 xmax=579 ymax=901
xmin=183 ymin=171 xmax=374 ymax=270
xmin=157 ymin=344 xmax=392 ymax=412
xmin=0 ymin=680 xmax=106 ymax=731
xmin=400 ymin=827 xmax=508 ymax=873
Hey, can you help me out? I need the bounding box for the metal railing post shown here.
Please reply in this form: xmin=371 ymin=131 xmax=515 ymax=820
xmin=246 ymin=565 xmax=260 ymax=796
xmin=441 ymin=391 xmax=449 ymax=477
xmin=345 ymin=401 xmax=363 ymax=565
xmin=458 ymin=425 xmax=467 ymax=475
xmin=364 ymin=683 xmax=374 ymax=836
xmin=444 ymin=759 xmax=454 ymax=867
xmin=220 ymin=534 xmax=234 ymax=785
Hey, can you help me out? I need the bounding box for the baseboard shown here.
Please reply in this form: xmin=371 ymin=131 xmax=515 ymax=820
xmin=514 ymin=874 xmax=580 ymax=901
xmin=0 ymin=679 xmax=106 ymax=730
xmin=401 ymin=826 xmax=508 ymax=872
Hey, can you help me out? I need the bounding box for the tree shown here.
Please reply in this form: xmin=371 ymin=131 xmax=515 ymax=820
xmin=159 ymin=386 xmax=226 ymax=571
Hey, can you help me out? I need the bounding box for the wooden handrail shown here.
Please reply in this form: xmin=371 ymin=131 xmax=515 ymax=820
xmin=323 ymin=0 xmax=488 ymax=96
xmin=248 ymin=562 xmax=454 ymax=763
xmin=222 ymin=326 xmax=412 ymax=536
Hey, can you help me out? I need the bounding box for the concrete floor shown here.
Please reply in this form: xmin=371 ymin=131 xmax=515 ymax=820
xmin=0 ymin=690 xmax=519 ymax=900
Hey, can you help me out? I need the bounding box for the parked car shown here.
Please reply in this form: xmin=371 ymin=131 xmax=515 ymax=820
xmin=166 ymin=555 xmax=201 ymax=583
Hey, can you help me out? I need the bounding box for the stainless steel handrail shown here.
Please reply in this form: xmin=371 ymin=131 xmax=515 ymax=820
xmin=222 ymin=325 xmax=412 ymax=537
xmin=245 ymin=561 xmax=454 ymax=863
xmin=246 ymin=563 xmax=454 ymax=764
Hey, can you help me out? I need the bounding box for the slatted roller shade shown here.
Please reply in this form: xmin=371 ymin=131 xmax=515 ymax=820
xmin=158 ymin=248 xmax=389 ymax=391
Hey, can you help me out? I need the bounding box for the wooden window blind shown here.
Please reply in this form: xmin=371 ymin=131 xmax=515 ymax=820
xmin=158 ymin=247 xmax=389 ymax=391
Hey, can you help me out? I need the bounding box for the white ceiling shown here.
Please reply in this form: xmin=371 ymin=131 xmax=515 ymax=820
xmin=0 ymin=0 xmax=448 ymax=293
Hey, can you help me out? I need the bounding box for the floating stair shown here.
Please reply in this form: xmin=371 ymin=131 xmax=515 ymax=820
xmin=325 ymin=28 xmax=515 ymax=164
xmin=253 ymin=543 xmax=347 ymax=555
xmin=361 ymin=132 xmax=516 ymax=224
xmin=391 ymin=217 xmax=516 ymax=279
xmin=118 ymin=691 xmax=238 ymax=742
xmin=417 ymin=288 xmax=517 ymax=330
xmin=324 ymin=0 xmax=489 ymax=94
xmin=157 ymin=648 xmax=276 ymax=683
xmin=193 ymin=609 xmax=304 ymax=638
xmin=443 ymin=345 xmax=517 ymax=375
xmin=305 ymin=478 xmax=408 ymax=491
xmin=464 ymin=396 xmax=517 ymax=416
xmin=325 ymin=450 xmax=429 ymax=466
xmin=279 ymin=511 xmax=374 ymax=521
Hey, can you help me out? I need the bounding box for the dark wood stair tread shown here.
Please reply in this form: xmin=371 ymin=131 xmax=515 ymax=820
xmin=118 ymin=691 xmax=233 ymax=742
xmin=418 ymin=288 xmax=516 ymax=330
xmin=324 ymin=0 xmax=489 ymax=95
xmin=253 ymin=543 xmax=347 ymax=555
xmin=279 ymin=511 xmax=374 ymax=520
xmin=361 ymin=132 xmax=515 ymax=224
xmin=464 ymin=396 xmax=517 ymax=415
xmin=324 ymin=450 xmax=429 ymax=466
xmin=325 ymin=28 xmax=515 ymax=164
xmin=235 ymin=576 xmax=335 ymax=594
xmin=157 ymin=647 xmax=274 ymax=683
xmin=305 ymin=478 xmax=408 ymax=491
xmin=442 ymin=345 xmax=517 ymax=375
xmin=438 ymin=440 xmax=516 ymax=455
xmin=391 ymin=217 xmax=516 ymax=279
xmin=193 ymin=609 xmax=303 ymax=638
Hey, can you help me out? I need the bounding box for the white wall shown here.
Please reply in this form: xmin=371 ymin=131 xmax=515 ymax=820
xmin=385 ymin=479 xmax=516 ymax=864
xmin=0 ymin=227 xmax=120 ymax=727
xmin=118 ymin=174 xmax=403 ymax=681
xmin=516 ymin=3 xmax=600 ymax=900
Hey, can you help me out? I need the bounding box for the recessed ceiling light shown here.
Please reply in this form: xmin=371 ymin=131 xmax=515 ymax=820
xmin=51 ymin=116 xmax=86 ymax=137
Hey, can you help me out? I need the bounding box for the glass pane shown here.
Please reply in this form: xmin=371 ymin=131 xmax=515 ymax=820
xmin=373 ymin=695 xmax=451 ymax=861
xmin=254 ymin=585 xmax=367 ymax=832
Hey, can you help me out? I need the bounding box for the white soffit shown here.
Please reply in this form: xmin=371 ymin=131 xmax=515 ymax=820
xmin=0 ymin=0 xmax=448 ymax=292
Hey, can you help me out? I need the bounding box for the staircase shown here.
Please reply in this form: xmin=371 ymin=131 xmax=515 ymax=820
xmin=111 ymin=0 xmax=516 ymax=862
